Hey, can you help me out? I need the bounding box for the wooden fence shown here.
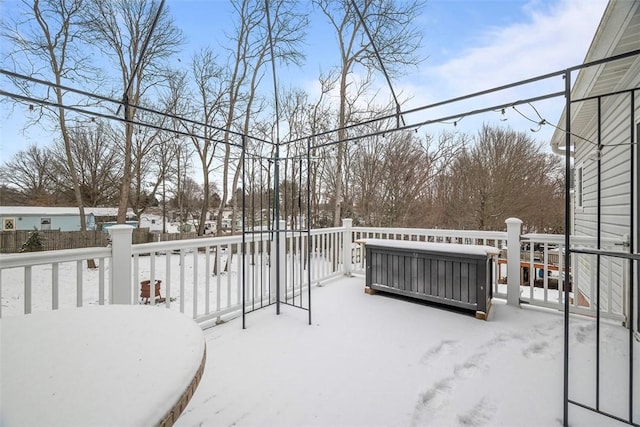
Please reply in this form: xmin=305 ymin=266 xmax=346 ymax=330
xmin=0 ymin=229 xmax=199 ymax=253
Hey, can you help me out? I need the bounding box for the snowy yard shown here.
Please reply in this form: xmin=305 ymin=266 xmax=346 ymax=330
xmin=177 ymin=276 xmax=638 ymax=427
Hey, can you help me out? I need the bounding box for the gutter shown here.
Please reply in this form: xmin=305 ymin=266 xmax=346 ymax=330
xmin=551 ymin=136 xmax=574 ymax=158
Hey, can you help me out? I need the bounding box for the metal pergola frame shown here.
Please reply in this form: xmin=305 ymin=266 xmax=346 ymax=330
xmin=561 ymin=52 xmax=639 ymax=427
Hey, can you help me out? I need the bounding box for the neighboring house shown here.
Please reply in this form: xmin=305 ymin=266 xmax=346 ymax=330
xmin=0 ymin=207 xmax=137 ymax=232
xmin=551 ymin=0 xmax=639 ymax=329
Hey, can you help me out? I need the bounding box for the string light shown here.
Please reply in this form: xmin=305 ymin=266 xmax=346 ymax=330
xmin=512 ymin=104 xmax=597 ymax=147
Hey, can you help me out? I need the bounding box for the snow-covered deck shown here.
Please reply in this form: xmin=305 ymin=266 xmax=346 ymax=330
xmin=176 ymin=276 xmax=638 ymax=427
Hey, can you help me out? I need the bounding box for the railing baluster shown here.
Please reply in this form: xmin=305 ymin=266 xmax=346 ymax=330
xmin=76 ymin=260 xmax=82 ymax=307
xmin=543 ymin=243 xmax=549 ymax=303
xmin=150 ymin=253 xmax=156 ymax=306
xmin=24 ymin=266 xmax=31 ymax=314
xmin=529 ymin=244 xmax=534 ymax=301
xmin=216 ymin=245 xmax=221 ymax=319
xmin=590 ymin=253 xmax=597 ymax=313
xmin=192 ymin=249 xmax=198 ymax=318
xmin=179 ymin=250 xmax=185 ymax=313
xmin=52 ymin=263 xmax=59 ymax=310
xmin=232 ymin=243 xmax=237 ymax=307
xmin=133 ymin=255 xmax=140 ymax=304
xmin=165 ymin=252 xmax=171 ymax=308
xmin=98 ymin=260 xmax=105 ymax=305
xmin=558 ymin=244 xmax=564 ymax=305
xmin=205 ymin=245 xmax=211 ymax=315
xmin=606 ymin=257 xmax=613 ymax=314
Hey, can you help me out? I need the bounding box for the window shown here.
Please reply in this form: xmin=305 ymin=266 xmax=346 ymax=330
xmin=41 ymin=217 xmax=51 ymax=230
xmin=576 ymin=165 xmax=583 ymax=208
xmin=2 ymin=217 xmax=16 ymax=231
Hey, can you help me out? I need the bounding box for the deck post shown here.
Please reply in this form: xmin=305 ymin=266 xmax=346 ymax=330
xmin=342 ymin=218 xmax=353 ymax=276
xmin=505 ymin=218 xmax=523 ymax=307
xmin=108 ymin=225 xmax=134 ymax=304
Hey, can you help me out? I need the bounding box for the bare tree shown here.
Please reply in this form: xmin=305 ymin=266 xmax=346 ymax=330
xmin=216 ymin=0 xmax=307 ymax=236
xmin=83 ymin=0 xmax=183 ymax=223
xmin=182 ymin=48 xmax=226 ymax=235
xmin=348 ymin=128 xmax=463 ymax=227
xmin=127 ymin=106 xmax=176 ymax=224
xmin=169 ymin=176 xmax=203 ymax=230
xmin=3 ymin=0 xmax=96 ymax=234
xmin=0 ymin=145 xmax=58 ymax=205
xmin=50 ymin=121 xmax=121 ymax=207
xmin=171 ymin=141 xmax=195 ymax=230
xmin=315 ymin=0 xmax=423 ymax=225
xmin=441 ymin=125 xmax=564 ymax=231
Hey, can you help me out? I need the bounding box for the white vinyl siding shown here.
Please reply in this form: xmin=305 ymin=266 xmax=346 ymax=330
xmin=572 ymin=71 xmax=639 ymax=317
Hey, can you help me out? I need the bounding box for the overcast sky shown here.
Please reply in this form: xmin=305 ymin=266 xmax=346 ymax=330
xmin=0 ymin=0 xmax=609 ymax=165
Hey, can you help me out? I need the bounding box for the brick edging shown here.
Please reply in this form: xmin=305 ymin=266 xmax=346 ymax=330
xmin=158 ymin=344 xmax=207 ymax=427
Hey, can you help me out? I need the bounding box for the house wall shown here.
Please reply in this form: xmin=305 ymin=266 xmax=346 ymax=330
xmin=573 ymin=68 xmax=639 ymax=318
xmin=3 ymin=214 xmax=97 ymax=232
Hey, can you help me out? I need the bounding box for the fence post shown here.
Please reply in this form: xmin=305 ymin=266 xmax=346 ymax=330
xmin=108 ymin=225 xmax=134 ymax=304
xmin=505 ymin=218 xmax=523 ymax=307
xmin=342 ymin=218 xmax=353 ymax=276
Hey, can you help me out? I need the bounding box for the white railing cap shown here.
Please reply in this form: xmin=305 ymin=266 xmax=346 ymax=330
xmin=0 ymin=247 xmax=111 ymax=269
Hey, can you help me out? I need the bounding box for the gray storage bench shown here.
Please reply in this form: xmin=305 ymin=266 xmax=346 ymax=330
xmin=363 ymin=239 xmax=499 ymax=320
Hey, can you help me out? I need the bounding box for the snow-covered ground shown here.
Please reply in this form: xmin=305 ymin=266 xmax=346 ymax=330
xmin=177 ymin=277 xmax=639 ymax=427
xmin=1 ymin=258 xmax=638 ymax=426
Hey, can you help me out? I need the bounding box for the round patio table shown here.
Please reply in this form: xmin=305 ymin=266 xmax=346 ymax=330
xmin=1 ymin=305 xmax=206 ymax=427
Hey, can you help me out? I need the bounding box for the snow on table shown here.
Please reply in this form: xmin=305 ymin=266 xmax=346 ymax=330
xmin=1 ymin=305 xmax=206 ymax=427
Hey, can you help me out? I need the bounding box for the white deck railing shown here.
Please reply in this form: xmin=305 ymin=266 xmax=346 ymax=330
xmin=0 ymin=218 xmax=629 ymax=324
xmin=517 ymin=233 xmax=628 ymax=322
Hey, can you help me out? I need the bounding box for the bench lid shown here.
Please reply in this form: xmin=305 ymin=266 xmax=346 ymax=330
xmin=360 ymin=239 xmax=500 ymax=257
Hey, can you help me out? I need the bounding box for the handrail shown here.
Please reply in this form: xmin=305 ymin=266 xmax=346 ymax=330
xmin=131 ymin=232 xmax=268 ymax=255
xmin=353 ymin=226 xmax=507 ymax=239
xmin=522 ymin=233 xmax=623 ymax=246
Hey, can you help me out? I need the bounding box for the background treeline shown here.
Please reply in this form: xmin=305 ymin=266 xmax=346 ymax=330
xmin=0 ymin=120 xmax=564 ymax=234
xmin=1 ymin=0 xmax=563 ymax=234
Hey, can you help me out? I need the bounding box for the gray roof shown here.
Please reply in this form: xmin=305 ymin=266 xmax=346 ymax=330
xmin=0 ymin=207 xmax=134 ymax=217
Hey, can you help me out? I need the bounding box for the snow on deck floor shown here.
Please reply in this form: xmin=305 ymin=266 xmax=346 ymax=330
xmin=177 ymin=276 xmax=639 ymax=427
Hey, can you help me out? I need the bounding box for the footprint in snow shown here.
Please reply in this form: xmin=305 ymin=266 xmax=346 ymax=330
xmin=530 ymin=320 xmax=563 ymax=337
xmin=457 ymin=397 xmax=496 ymax=427
xmin=574 ymin=322 xmax=596 ymax=344
xmin=522 ymin=341 xmax=550 ymax=358
xmin=412 ymin=377 xmax=454 ymax=426
xmin=484 ymin=330 xmax=526 ymax=349
xmin=420 ymin=339 xmax=458 ymax=364
xmin=453 ymin=352 xmax=487 ymax=378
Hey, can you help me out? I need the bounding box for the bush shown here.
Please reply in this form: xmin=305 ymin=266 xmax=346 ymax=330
xmin=20 ymin=228 xmax=46 ymax=252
